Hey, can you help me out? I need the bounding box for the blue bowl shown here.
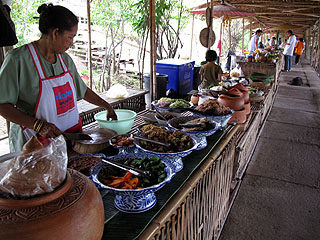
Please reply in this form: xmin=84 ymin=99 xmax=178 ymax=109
xmin=167 ymin=116 xmax=222 ymax=138
xmin=192 ymin=111 xmax=234 ymax=128
xmin=134 ymin=132 xmax=201 ymax=172
xmin=91 ymin=152 xmax=175 ymax=213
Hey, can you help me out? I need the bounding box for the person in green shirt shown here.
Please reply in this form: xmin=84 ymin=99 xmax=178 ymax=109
xmin=0 ymin=3 xmax=117 ymax=152
xmin=199 ymin=50 xmax=223 ymax=89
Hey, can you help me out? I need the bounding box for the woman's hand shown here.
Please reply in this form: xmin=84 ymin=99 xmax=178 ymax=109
xmin=38 ymin=122 xmax=62 ymax=139
xmin=106 ymin=105 xmax=118 ymax=120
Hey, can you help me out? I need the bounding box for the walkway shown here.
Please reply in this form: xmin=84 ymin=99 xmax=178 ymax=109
xmin=220 ymin=58 xmax=320 ymax=240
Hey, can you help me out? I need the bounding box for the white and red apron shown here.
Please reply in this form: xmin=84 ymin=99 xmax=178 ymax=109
xmin=21 ymin=43 xmax=82 ymax=141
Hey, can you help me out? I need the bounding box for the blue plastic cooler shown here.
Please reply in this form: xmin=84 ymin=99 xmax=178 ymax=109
xmin=156 ymin=59 xmax=195 ymax=97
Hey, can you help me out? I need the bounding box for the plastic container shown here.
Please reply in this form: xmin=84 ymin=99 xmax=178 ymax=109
xmin=156 ymin=59 xmax=195 ymax=97
xmin=94 ymin=109 xmax=137 ymax=134
xmin=144 ymin=73 xmax=168 ymax=108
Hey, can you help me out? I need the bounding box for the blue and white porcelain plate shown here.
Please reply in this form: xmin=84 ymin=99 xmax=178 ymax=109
xmin=91 ymin=151 xmax=175 ymax=213
xmin=167 ymin=116 xmax=222 ymax=138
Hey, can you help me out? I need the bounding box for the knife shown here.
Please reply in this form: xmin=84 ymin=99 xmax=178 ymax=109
xmin=62 ymin=132 xmax=93 ymax=141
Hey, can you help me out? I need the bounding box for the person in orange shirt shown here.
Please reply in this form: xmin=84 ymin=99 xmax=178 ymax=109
xmin=295 ymin=38 xmax=305 ymax=65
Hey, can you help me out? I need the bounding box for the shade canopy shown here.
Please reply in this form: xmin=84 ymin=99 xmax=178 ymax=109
xmin=189 ymin=3 xmax=255 ymax=17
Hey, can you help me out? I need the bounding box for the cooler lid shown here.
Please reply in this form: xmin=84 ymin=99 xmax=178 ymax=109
xmin=156 ymin=59 xmax=195 ymax=65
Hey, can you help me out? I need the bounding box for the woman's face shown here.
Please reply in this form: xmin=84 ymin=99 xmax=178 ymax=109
xmin=54 ymin=24 xmax=78 ymax=54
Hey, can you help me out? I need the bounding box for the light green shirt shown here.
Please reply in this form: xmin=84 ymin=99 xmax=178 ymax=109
xmin=0 ymin=43 xmax=88 ymax=152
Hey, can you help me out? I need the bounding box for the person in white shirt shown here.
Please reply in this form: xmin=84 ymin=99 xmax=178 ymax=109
xmin=283 ymin=30 xmax=297 ymax=71
xmin=248 ymin=29 xmax=263 ymax=55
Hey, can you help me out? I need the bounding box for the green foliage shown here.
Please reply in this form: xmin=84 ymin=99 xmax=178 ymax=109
xmin=11 ymin=0 xmax=47 ymax=47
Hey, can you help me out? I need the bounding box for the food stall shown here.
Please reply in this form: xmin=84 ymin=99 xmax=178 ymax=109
xmin=0 ymin=58 xmax=282 ymax=239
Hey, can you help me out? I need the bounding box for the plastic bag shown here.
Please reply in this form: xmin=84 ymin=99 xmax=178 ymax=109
xmin=106 ymin=84 xmax=129 ymax=99
xmin=0 ymin=135 xmax=68 ymax=199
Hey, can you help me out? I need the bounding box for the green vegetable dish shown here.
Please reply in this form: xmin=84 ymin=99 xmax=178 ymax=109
xmin=124 ymin=157 xmax=167 ymax=187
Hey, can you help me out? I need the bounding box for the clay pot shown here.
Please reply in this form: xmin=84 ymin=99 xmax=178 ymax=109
xmin=0 ymin=169 xmax=104 ymax=240
xmin=231 ymin=84 xmax=249 ymax=103
xmin=218 ymin=88 xmax=244 ymax=110
xmin=228 ymin=107 xmax=247 ymax=124
xmin=190 ymin=94 xmax=200 ymax=105
xmin=244 ymin=102 xmax=251 ymax=115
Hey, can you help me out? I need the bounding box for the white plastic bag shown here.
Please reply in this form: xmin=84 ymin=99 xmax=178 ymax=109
xmin=106 ymin=84 xmax=129 ymax=99
xmin=0 ymin=135 xmax=68 ymax=199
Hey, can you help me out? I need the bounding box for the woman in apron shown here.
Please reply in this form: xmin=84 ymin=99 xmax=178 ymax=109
xmin=0 ymin=4 xmax=117 ymax=152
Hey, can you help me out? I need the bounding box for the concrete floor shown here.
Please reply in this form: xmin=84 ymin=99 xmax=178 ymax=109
xmin=220 ymin=58 xmax=320 ymax=240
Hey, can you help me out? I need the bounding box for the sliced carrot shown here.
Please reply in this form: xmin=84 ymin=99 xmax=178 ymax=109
xmin=108 ymin=179 xmax=124 ymax=188
xmin=128 ymin=178 xmax=139 ymax=187
xmin=123 ymin=172 xmax=133 ymax=182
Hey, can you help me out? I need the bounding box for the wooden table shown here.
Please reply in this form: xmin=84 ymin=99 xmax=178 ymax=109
xmin=77 ymin=88 xmax=148 ymax=126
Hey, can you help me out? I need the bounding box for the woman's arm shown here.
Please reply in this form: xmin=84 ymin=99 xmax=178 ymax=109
xmin=0 ymin=103 xmax=61 ymax=138
xmin=83 ymin=88 xmax=117 ymax=120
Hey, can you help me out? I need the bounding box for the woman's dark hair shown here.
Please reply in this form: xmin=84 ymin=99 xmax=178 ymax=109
xmin=205 ymin=50 xmax=217 ymax=62
xmin=288 ymin=30 xmax=293 ymax=35
xmin=37 ymin=3 xmax=78 ymax=35
xmin=256 ymin=29 xmax=262 ymax=34
xmin=299 ymin=38 xmax=304 ymax=41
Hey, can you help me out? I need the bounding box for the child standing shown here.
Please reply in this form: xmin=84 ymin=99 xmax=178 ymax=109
xmin=199 ymin=50 xmax=222 ymax=89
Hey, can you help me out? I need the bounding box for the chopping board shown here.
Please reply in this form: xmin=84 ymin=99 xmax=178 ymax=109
xmin=72 ymin=128 xmax=117 ymax=154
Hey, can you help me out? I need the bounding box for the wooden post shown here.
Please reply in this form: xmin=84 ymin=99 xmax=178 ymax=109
xmin=86 ymin=0 xmax=93 ymax=89
xmin=220 ymin=20 xmax=223 ymax=57
xmin=190 ymin=14 xmax=195 ymax=60
xmin=304 ymin=30 xmax=307 ymax=59
xmin=249 ymin=17 xmax=252 ymax=41
xmin=242 ymin=18 xmax=244 ymax=53
xmin=228 ymin=20 xmax=231 ymax=49
xmin=150 ymin=0 xmax=156 ymax=102
xmin=311 ymin=28 xmax=315 ymax=64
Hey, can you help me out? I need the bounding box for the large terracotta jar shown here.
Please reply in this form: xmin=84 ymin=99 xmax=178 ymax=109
xmin=218 ymin=88 xmax=244 ymax=110
xmin=0 ymin=169 xmax=104 ymax=240
xmin=231 ymin=83 xmax=249 ymax=103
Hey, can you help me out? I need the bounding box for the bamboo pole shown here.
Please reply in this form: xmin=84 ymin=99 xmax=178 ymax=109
xmin=86 ymin=0 xmax=93 ymax=89
xmin=150 ymin=0 xmax=156 ymax=102
xmin=242 ymin=18 xmax=244 ymax=53
xmin=190 ymin=14 xmax=195 ymax=60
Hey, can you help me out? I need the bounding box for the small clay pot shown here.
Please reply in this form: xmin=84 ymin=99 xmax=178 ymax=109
xmin=244 ymin=102 xmax=251 ymax=115
xmin=231 ymin=84 xmax=249 ymax=103
xmin=190 ymin=94 xmax=200 ymax=105
xmin=228 ymin=107 xmax=247 ymax=124
xmin=218 ymin=88 xmax=244 ymax=111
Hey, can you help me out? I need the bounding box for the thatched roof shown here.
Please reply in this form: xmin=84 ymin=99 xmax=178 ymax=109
xmin=191 ymin=0 xmax=320 ymax=35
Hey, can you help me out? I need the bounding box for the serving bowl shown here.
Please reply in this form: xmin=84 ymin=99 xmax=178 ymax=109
xmin=167 ymin=116 xmax=222 ymax=138
xmin=94 ymin=109 xmax=137 ymax=134
xmin=108 ymin=133 xmax=136 ymax=153
xmin=68 ymin=153 xmax=105 ymax=177
xmin=192 ymin=111 xmax=233 ymax=128
xmin=134 ymin=131 xmax=201 ymax=172
xmin=155 ymin=112 xmax=181 ymax=125
xmin=151 ymin=100 xmax=191 ymax=113
xmin=91 ymin=152 xmax=175 ymax=213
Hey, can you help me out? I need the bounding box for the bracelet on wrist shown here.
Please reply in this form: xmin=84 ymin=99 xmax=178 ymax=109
xmin=33 ymin=119 xmax=44 ymax=133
